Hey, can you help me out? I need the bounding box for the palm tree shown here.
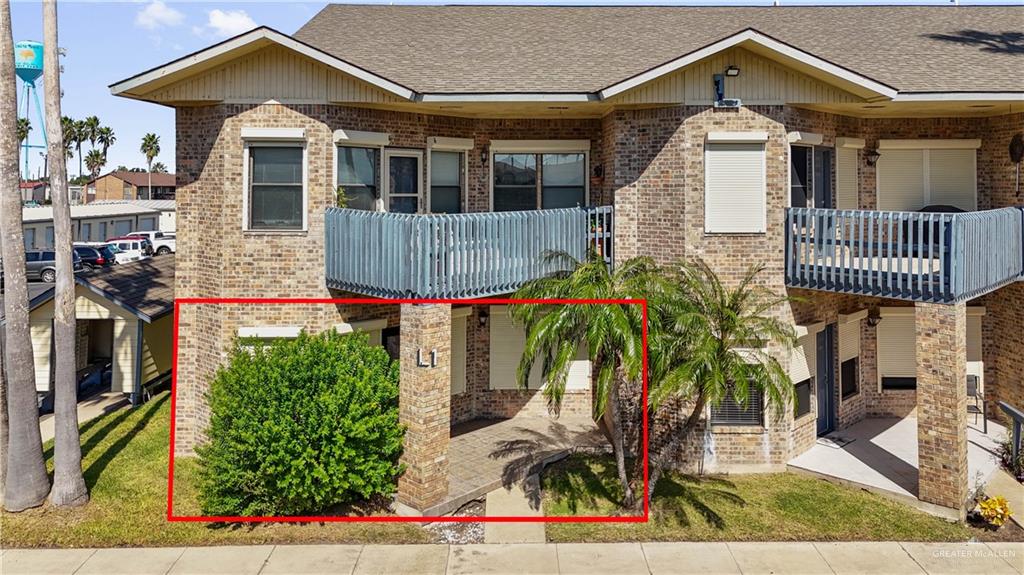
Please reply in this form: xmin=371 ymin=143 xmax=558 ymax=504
xmin=150 ymin=161 xmax=168 ymax=173
xmin=96 ymin=126 xmax=115 ymax=158
xmin=60 ymin=116 xmax=75 ymax=160
xmin=73 ymin=119 xmax=86 ymax=178
xmin=140 ymin=133 xmax=160 ymax=199
xmin=0 ymin=0 xmax=51 ymax=511
xmin=16 ymin=117 xmax=29 ymax=142
xmin=644 ymin=261 xmax=796 ymax=500
xmin=44 ymin=0 xmax=88 ymax=507
xmin=81 ymin=115 xmax=99 ymax=151
xmin=511 ymin=253 xmax=658 ymax=506
xmin=85 ymin=149 xmax=105 ymax=181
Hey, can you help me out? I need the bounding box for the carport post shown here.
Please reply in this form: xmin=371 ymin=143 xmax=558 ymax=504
xmin=131 ymin=320 xmax=143 ymax=406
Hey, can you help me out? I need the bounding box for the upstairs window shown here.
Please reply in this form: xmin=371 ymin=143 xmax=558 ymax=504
xmin=430 ymin=151 xmax=463 ymax=214
xmin=337 ymin=146 xmax=378 ymax=211
xmin=491 ymin=141 xmax=590 ymax=212
xmin=247 ymin=144 xmax=305 ymax=231
xmin=705 ymin=133 xmax=767 ymax=234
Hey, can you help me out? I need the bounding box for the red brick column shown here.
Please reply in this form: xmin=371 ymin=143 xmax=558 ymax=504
xmin=915 ymin=301 xmax=968 ymax=518
xmin=396 ymin=304 xmax=451 ymax=514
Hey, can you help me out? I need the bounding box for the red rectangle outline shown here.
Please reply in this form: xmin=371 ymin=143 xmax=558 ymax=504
xmin=169 ymin=297 xmax=648 ymax=523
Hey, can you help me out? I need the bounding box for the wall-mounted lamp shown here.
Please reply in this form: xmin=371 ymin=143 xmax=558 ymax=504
xmin=478 ymin=308 xmax=489 ymax=327
xmin=480 ymin=148 xmax=489 ymax=167
xmin=865 ymin=149 xmax=881 ymax=167
xmin=592 ymin=163 xmax=604 ymax=178
xmin=725 ymin=65 xmax=741 ymax=77
xmin=867 ymin=309 xmax=882 ymax=327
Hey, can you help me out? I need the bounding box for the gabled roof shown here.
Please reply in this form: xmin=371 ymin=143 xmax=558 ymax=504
xmin=22 ymin=203 xmax=162 ymax=223
xmin=90 ymin=170 xmax=176 ymax=188
xmin=293 ymin=5 xmax=1022 ymax=96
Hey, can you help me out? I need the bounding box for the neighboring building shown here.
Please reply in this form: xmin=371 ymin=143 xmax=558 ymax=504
xmin=22 ymin=203 xmax=165 ymax=248
xmin=112 ymin=5 xmax=1024 ymax=519
xmin=85 ymin=170 xmax=176 ymax=203
xmin=90 ymin=199 xmax=177 ymax=232
xmin=19 ymin=180 xmax=46 ymax=203
xmin=5 ymin=257 xmax=175 ymax=406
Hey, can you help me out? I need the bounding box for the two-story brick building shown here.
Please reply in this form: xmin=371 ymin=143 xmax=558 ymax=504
xmin=85 ymin=170 xmax=176 ymax=203
xmin=112 ymin=5 xmax=1023 ymax=518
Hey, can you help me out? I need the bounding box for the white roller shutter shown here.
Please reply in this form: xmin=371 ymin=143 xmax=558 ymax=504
xmin=451 ymin=315 xmax=467 ymax=395
xmin=705 ymin=142 xmax=765 ymax=233
xmin=31 ymin=320 xmax=52 ymax=392
xmin=877 ymin=314 xmax=916 ymax=379
xmin=877 ymin=149 xmax=925 ymax=211
xmin=790 ymin=335 xmax=816 ymax=384
xmin=836 ymin=147 xmax=859 ymax=210
xmin=839 ymin=320 xmax=861 ymax=362
xmin=488 ymin=307 xmax=590 ymax=391
xmin=929 ymin=149 xmax=977 ymax=210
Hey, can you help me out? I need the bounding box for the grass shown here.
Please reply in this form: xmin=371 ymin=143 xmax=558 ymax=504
xmin=1 ymin=391 xmax=431 ymax=548
xmin=543 ymin=454 xmax=975 ymax=542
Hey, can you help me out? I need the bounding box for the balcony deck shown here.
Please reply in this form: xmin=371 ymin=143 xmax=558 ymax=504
xmin=325 ymin=206 xmax=613 ymax=298
xmin=785 ymin=207 xmax=1024 ymax=303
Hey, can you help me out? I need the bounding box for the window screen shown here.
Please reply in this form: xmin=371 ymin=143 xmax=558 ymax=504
xmin=794 ymin=379 xmax=812 ymax=418
xmin=841 ymin=358 xmax=859 ymax=399
xmin=493 ymin=154 xmax=537 ymax=212
xmin=430 ymin=151 xmax=462 ymax=214
xmin=541 ymin=153 xmax=586 ymax=209
xmin=711 ymin=384 xmax=763 ymax=426
xmin=337 ymin=146 xmax=377 ymax=211
xmin=249 ymin=145 xmax=304 ymax=230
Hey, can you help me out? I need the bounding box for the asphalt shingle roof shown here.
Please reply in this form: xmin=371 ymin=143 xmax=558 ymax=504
xmin=294 ymin=5 xmax=1024 ymax=94
xmin=76 ymin=256 xmax=175 ymax=322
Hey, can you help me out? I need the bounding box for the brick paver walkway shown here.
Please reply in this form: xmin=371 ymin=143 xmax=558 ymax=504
xmin=436 ymin=416 xmax=605 ymax=515
xmin=2 ymin=541 xmax=1021 ymax=574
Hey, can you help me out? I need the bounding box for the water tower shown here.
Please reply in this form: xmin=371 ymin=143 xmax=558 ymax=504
xmin=14 ymin=40 xmax=47 ymax=179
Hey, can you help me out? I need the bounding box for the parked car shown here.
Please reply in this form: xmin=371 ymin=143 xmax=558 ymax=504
xmin=24 ymin=250 xmax=84 ymax=283
xmin=73 ymin=245 xmax=116 ymax=271
xmin=105 ymin=236 xmax=154 ymax=260
xmin=126 ymin=230 xmax=176 ymax=255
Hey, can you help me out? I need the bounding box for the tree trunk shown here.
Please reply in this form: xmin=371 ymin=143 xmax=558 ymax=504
xmin=44 ymin=0 xmax=88 ymax=508
xmin=1 ymin=321 xmax=9 ymax=497
xmin=605 ymin=382 xmax=634 ymax=508
xmin=0 ymin=0 xmax=50 ymax=512
xmin=644 ymin=392 xmax=707 ymax=508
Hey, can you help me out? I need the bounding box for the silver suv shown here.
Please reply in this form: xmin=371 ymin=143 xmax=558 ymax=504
xmin=24 ymin=250 xmax=84 ymax=283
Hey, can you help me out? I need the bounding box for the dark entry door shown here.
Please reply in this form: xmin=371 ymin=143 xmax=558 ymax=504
xmin=816 ymin=325 xmax=836 ymax=436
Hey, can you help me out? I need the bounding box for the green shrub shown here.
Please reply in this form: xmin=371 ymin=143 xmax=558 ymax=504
xmin=197 ymin=330 xmax=404 ymax=516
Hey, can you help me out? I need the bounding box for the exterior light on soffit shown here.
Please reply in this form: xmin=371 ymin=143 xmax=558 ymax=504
xmin=725 ymin=65 xmax=740 ymax=77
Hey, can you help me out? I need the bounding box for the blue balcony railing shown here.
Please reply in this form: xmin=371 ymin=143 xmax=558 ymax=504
xmin=325 ymin=206 xmax=613 ymax=298
xmin=785 ymin=207 xmax=1024 ymax=303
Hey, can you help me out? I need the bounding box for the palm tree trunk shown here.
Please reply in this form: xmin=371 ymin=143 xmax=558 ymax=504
xmin=44 ymin=0 xmax=88 ymax=508
xmin=644 ymin=392 xmax=707 ymax=509
xmin=1 ymin=325 xmax=9 ymax=497
xmin=0 ymin=0 xmax=50 ymax=512
xmin=605 ymin=381 xmax=634 ymax=508
xmin=146 ymin=162 xmax=152 ymax=200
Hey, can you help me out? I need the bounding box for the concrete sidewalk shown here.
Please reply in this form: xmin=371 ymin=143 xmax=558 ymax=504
xmin=1 ymin=541 xmax=1021 ymax=574
xmin=38 ymin=392 xmax=129 ymax=443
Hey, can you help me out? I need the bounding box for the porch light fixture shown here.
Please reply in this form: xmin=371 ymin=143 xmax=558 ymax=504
xmin=867 ymin=309 xmax=882 ymax=327
xmin=480 ymin=148 xmax=489 ymax=167
xmin=865 ymin=149 xmax=881 ymax=167
xmin=725 ymin=65 xmax=740 ymax=77
xmin=478 ymin=308 xmax=489 ymax=327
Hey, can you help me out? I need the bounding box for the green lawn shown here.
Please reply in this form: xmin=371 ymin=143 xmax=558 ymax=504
xmin=1 ymin=391 xmax=430 ymax=548
xmin=543 ymin=454 xmax=974 ymax=542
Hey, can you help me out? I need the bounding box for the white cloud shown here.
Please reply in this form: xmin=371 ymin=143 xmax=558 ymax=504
xmin=135 ymin=1 xmax=184 ymax=30
xmin=202 ymin=9 xmax=256 ymax=38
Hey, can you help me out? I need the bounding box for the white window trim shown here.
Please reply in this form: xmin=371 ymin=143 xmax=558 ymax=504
xmin=241 ymin=131 xmax=308 ymax=233
xmin=334 ymin=129 xmax=390 ymax=147
xmin=238 ymin=326 xmax=302 ymax=338
xmin=488 ymin=140 xmax=591 ymax=212
xmin=334 ymin=318 xmax=388 ymax=334
xmin=382 ymin=149 xmax=425 ymax=214
xmin=704 ymin=139 xmax=767 ymax=234
xmin=426 ymin=137 xmax=472 ymax=214
xmin=877 ymin=139 xmax=981 ymax=150
xmin=333 ymin=141 xmax=385 ymax=213
xmin=787 ymin=131 xmax=823 ymax=146
xmin=451 ymin=306 xmax=473 ymax=319
xmin=836 ymin=137 xmax=866 ymax=150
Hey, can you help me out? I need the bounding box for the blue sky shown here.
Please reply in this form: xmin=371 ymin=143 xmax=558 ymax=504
xmin=11 ymin=0 xmax=1022 ymax=179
